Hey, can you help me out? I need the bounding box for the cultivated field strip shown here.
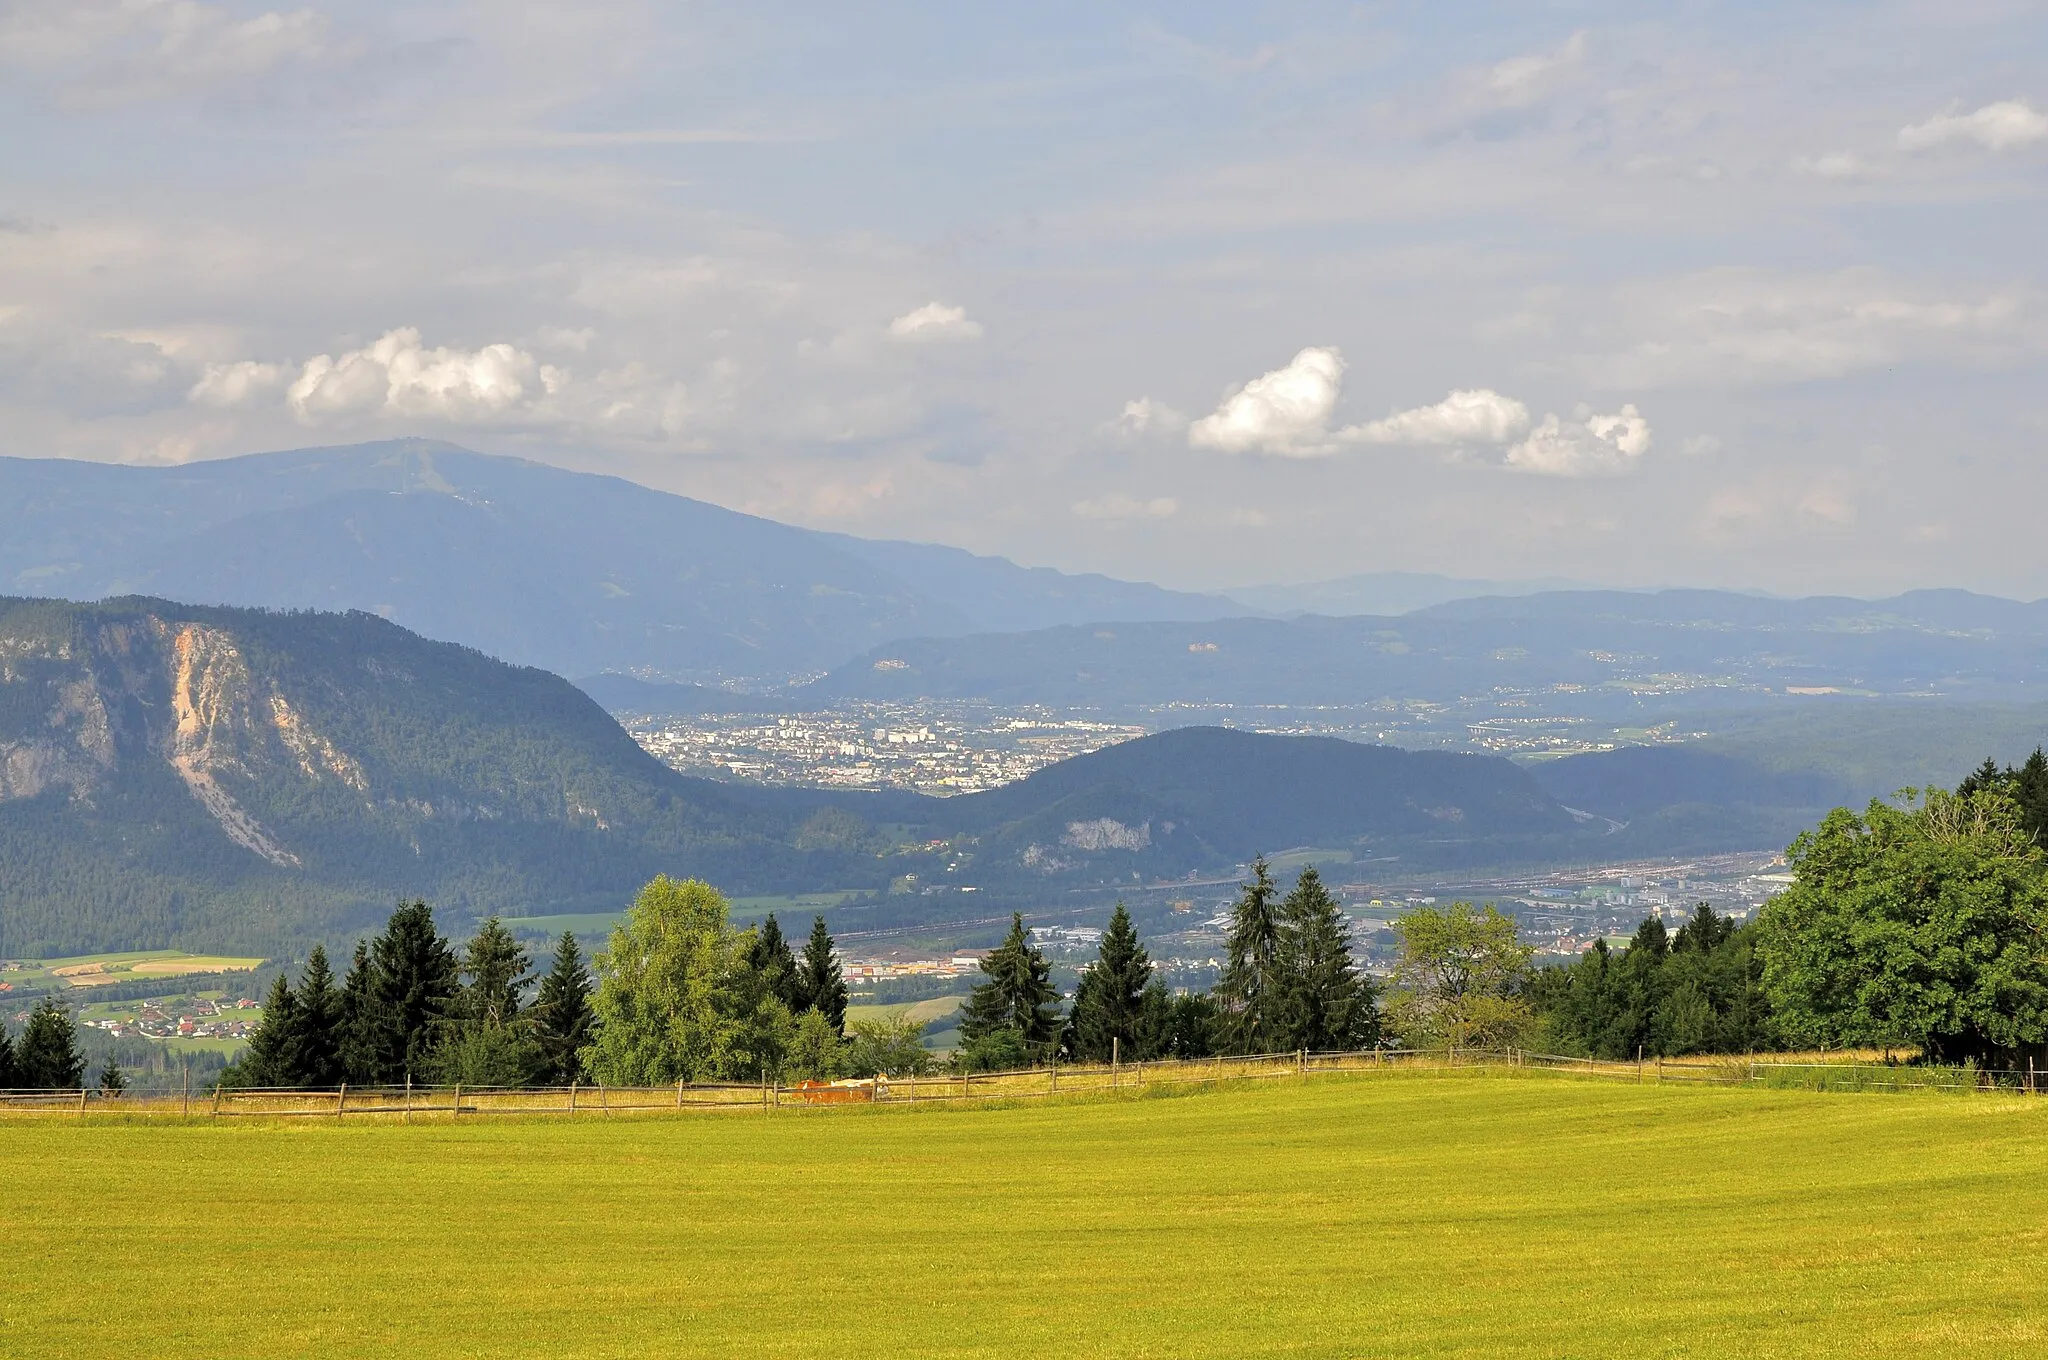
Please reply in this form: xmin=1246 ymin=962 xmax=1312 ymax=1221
xmin=7 ymin=1046 xmax=2047 ymax=1119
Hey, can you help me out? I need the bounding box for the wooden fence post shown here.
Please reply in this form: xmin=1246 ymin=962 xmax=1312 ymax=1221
xmin=600 ymin=1083 xmax=609 ymax=1117
xmin=1298 ymin=1048 xmax=1306 ymax=1076
xmin=182 ymin=1061 xmax=191 ymax=1118
xmin=337 ymin=1083 xmax=347 ymax=1119
xmin=568 ymin=1079 xmax=577 ymax=1115
xmin=1112 ymin=1036 xmax=1120 ymax=1091
xmin=404 ymin=1075 xmax=413 ymax=1124
xmin=678 ymin=1079 xmax=686 ymax=1109
xmin=451 ymin=1082 xmax=462 ymax=1118
xmin=78 ymin=1087 xmax=89 ymax=1116
xmin=211 ymin=1083 xmax=222 ymax=1118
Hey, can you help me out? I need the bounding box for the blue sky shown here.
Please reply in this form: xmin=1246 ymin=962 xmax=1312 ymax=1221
xmin=2 ymin=1 xmax=2044 ymax=595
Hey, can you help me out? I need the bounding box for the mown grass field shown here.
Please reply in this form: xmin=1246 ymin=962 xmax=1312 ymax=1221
xmin=6 ymin=1071 xmax=2048 ymax=1358
xmin=0 ymin=948 xmax=264 ymax=992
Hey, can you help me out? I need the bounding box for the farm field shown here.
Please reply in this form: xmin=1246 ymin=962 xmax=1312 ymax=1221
xmin=0 ymin=949 xmax=264 ymax=993
xmin=7 ymin=1072 xmax=2048 ymax=1357
xmin=843 ymin=994 xmax=963 ymax=1027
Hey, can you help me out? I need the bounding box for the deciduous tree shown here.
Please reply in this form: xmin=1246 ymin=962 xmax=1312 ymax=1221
xmin=585 ymin=876 xmax=748 ymax=1084
xmin=1384 ymin=902 xmax=1533 ymax=1050
xmin=1757 ymin=789 xmax=2048 ymax=1066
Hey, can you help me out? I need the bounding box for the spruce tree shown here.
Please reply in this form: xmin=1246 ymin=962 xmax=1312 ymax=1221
xmin=0 ymin=1024 xmax=16 ymax=1089
xmin=242 ymin=973 xmax=300 ymax=1086
xmin=747 ymin=914 xmax=801 ymax=1013
xmin=793 ymin=916 xmax=848 ymax=1035
xmin=459 ymin=917 xmax=530 ymax=1027
xmin=288 ymin=946 xmax=345 ymax=1088
xmin=337 ymin=939 xmax=380 ymax=1085
xmin=959 ymin=914 xmax=1061 ymax=1056
xmin=1215 ymin=856 xmax=1283 ymax=1054
xmin=1275 ymin=866 xmax=1377 ymax=1052
xmin=1070 ymin=903 xmax=1155 ymax=1062
xmin=18 ymin=999 xmax=84 ymax=1089
xmin=365 ymin=900 xmax=460 ymax=1083
xmin=98 ymin=1055 xmax=128 ymax=1096
xmin=532 ymin=931 xmax=596 ymax=1084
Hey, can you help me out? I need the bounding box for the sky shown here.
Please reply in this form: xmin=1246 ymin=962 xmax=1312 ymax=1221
xmin=2 ymin=1 xmax=2044 ymax=597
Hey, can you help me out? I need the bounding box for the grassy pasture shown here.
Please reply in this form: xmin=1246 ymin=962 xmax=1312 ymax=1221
xmin=6 ymin=1072 xmax=2048 ymax=1357
xmin=843 ymin=994 xmax=963 ymax=1028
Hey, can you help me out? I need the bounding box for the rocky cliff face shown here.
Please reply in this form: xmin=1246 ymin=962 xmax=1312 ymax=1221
xmin=0 ymin=610 xmax=373 ymax=868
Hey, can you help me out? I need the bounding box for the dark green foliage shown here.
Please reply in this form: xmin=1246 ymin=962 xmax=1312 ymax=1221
xmin=1958 ymin=749 xmax=2048 ymax=845
xmin=1756 ymin=790 xmax=2048 ymax=1066
xmin=337 ymin=940 xmax=378 ymax=1084
xmin=959 ymin=913 xmax=1061 ymax=1058
xmin=843 ymin=1019 xmax=933 ymax=1078
xmin=1156 ymin=992 xmax=1218 ymax=1058
xmin=1275 ymin=867 xmax=1378 ymax=1052
xmin=531 ymin=932 xmax=595 ymax=1084
xmin=288 ymin=946 xmax=345 ymax=1088
xmin=19 ymin=999 xmax=84 ymax=1089
xmin=1215 ymin=857 xmax=1284 ymax=1054
xmin=1532 ymin=906 xmax=1772 ymax=1059
xmin=98 ymin=1055 xmax=127 ymax=1095
xmin=792 ymin=916 xmax=848 ymax=1034
xmin=361 ymin=901 xmax=461 ymax=1084
xmin=1068 ymin=903 xmax=1156 ymax=1062
xmin=457 ymin=918 xmax=529 ymax=1027
xmin=229 ymin=974 xmax=300 ymax=1088
xmin=953 ymin=1027 xmax=1031 ymax=1073
xmin=0 ymin=1025 xmax=15 ymax=1088
xmin=747 ymin=914 xmax=801 ymax=1013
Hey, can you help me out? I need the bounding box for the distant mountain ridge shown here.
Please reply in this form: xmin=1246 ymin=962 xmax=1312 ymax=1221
xmin=806 ymin=588 xmax=2048 ymax=710
xmin=1222 ymin=571 xmax=1597 ymax=618
xmin=0 ymin=440 xmax=1242 ymax=683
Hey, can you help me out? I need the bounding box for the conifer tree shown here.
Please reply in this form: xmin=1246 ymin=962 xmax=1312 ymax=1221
xmin=532 ymin=931 xmax=596 ymax=1084
xmin=1275 ymin=866 xmax=1377 ymax=1052
xmin=1215 ymin=856 xmax=1284 ymax=1054
xmin=747 ymin=914 xmax=802 ymax=1013
xmin=98 ymin=1055 xmax=128 ymax=1096
xmin=337 ymin=939 xmax=379 ymax=1085
xmin=959 ymin=914 xmax=1061 ymax=1058
xmin=17 ymin=1000 xmax=83 ymax=1089
xmin=242 ymin=974 xmax=299 ymax=1086
xmin=459 ymin=917 xmax=530 ymax=1027
xmin=1069 ymin=902 xmax=1156 ymax=1062
xmin=792 ymin=915 xmax=848 ymax=1035
xmin=0 ymin=1024 xmax=16 ymax=1089
xmin=288 ymin=946 xmax=345 ymax=1088
xmin=364 ymin=900 xmax=460 ymax=1083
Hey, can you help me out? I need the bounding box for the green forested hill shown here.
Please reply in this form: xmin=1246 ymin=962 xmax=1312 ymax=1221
xmin=0 ymin=597 xmax=900 ymax=957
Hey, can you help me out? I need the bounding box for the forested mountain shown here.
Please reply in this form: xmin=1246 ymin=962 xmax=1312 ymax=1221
xmin=806 ymin=588 xmax=2048 ymax=709
xmin=0 ymin=597 xmax=908 ymax=957
xmin=0 ymin=441 xmax=1238 ymax=682
xmin=1222 ymin=571 xmax=1591 ymax=618
xmin=929 ymin=726 xmax=1587 ymax=881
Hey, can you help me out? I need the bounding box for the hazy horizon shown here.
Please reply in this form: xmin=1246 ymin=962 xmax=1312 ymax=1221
xmin=3 ymin=4 xmax=2044 ymax=598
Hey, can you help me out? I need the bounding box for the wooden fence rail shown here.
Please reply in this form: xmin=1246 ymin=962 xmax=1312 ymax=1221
xmin=3 ymin=1047 xmax=2041 ymax=1119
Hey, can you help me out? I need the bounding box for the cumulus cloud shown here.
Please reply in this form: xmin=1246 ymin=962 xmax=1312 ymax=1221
xmin=1899 ymin=100 xmax=2048 ymax=153
xmin=1188 ymin=346 xmax=1346 ymax=457
xmin=284 ymin=328 xmax=560 ymax=424
xmin=1341 ymin=388 xmax=1531 ymax=446
xmin=888 ymin=302 xmax=983 ymax=343
xmin=187 ymin=359 xmax=287 ymax=407
xmin=1072 ymin=493 xmax=1178 ymax=521
xmin=1504 ymin=404 xmax=1652 ymax=477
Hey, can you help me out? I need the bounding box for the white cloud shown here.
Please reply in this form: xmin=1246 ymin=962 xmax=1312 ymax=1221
xmin=1109 ymin=396 xmax=1186 ymax=439
xmin=1072 ymin=493 xmax=1178 ymax=521
xmin=1188 ymin=346 xmax=1346 ymax=457
xmin=1341 ymin=388 xmax=1530 ymax=446
xmin=888 ymin=302 xmax=983 ymax=343
xmin=1899 ymin=100 xmax=2048 ymax=153
xmin=1504 ymin=404 xmax=1652 ymax=477
xmin=1485 ymin=31 xmax=1586 ymax=106
xmin=284 ymin=328 xmax=560 ymax=424
xmin=1794 ymin=151 xmax=1876 ymax=180
xmin=188 ymin=359 xmax=287 ymax=407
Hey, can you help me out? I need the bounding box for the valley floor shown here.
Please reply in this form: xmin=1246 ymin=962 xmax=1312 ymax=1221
xmin=7 ymin=1071 xmax=2046 ymax=1357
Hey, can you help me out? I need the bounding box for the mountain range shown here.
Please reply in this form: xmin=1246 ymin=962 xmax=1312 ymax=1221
xmin=0 ymin=440 xmax=1239 ymax=684
xmin=0 ymin=597 xmax=1674 ymax=957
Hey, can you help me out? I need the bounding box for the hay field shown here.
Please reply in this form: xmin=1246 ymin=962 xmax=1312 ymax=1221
xmin=7 ymin=1072 xmax=2047 ymax=1358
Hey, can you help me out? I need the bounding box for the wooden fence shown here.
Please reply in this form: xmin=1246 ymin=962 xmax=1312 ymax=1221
xmin=5 ymin=1046 xmax=2044 ymax=1119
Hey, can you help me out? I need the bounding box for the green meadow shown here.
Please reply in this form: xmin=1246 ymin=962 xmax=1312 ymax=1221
xmin=7 ymin=1072 xmax=2047 ymax=1358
